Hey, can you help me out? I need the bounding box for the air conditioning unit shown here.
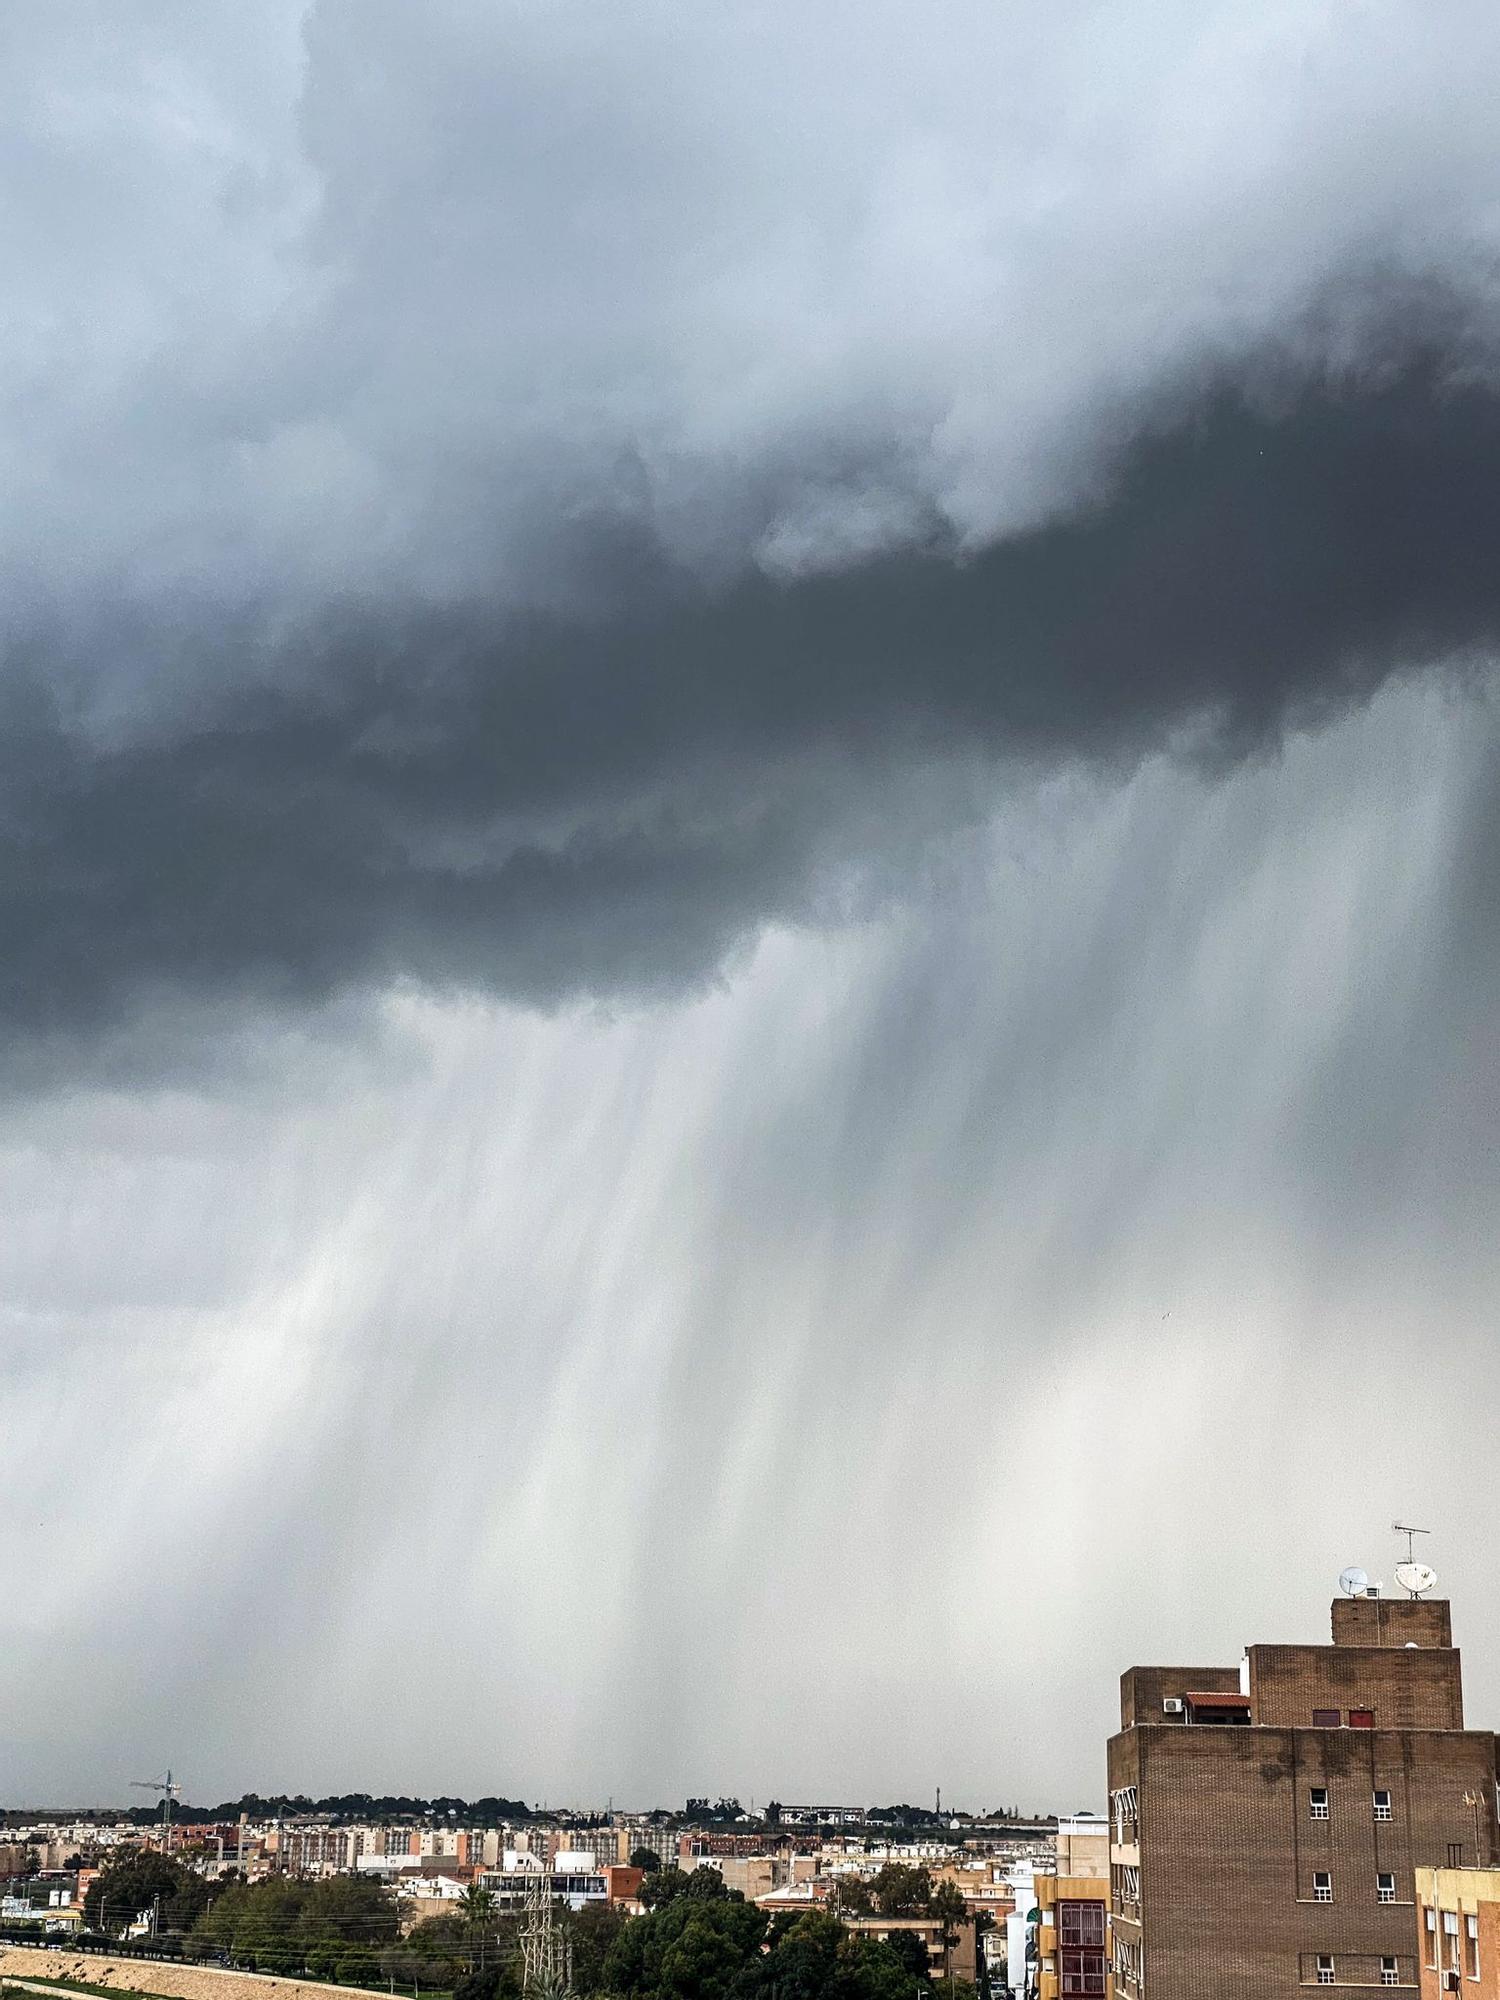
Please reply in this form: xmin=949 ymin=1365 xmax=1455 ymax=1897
xmin=1366 ymin=1584 xmax=1382 ymax=1599
xmin=1162 ymin=1698 xmax=1184 ymax=1714
xmin=1444 ymin=1972 xmax=1462 ymax=1992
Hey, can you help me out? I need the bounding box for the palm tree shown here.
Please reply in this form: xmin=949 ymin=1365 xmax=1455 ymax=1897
xmin=459 ymin=1884 xmax=497 ymax=1970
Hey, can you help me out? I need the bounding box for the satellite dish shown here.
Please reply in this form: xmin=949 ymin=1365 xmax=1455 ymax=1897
xmin=1339 ymin=1567 xmax=1370 ymax=1597
xmin=1395 ymin=1561 xmax=1438 ymax=1598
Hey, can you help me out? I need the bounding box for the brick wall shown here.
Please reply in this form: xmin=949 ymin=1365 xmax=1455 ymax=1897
xmin=1113 ymin=1725 xmax=1498 ymax=1999
xmin=1118 ymin=1666 xmax=1239 ymax=1729
xmin=1332 ymin=1597 xmax=1453 ymax=1650
xmin=1248 ymin=1644 xmax=1464 ymax=1730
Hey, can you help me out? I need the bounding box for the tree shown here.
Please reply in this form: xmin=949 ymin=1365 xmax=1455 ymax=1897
xmin=85 ymin=1855 xmax=213 ymax=1938
xmin=568 ymin=1902 xmax=627 ymax=1994
xmin=640 ymin=1867 xmax=695 ymax=1911
xmin=762 ymin=1910 xmax=843 ymax=2000
xmin=604 ymin=1877 xmax=766 ymax=2000
xmin=453 ymin=1964 xmax=521 ymax=2000
xmin=869 ymin=1866 xmax=932 ymax=1919
xmin=881 ymin=1930 xmax=932 ymax=1988
xmin=836 ymin=1936 xmax=929 ymax=2000
xmin=459 ymin=1884 xmax=498 ymax=1969
xmin=191 ymin=1871 xmax=400 ymax=1980
xmin=630 ymin=1848 xmax=664 ymax=1874
xmin=834 ymin=1879 xmax=873 ymax=1918
xmin=336 ymin=1945 xmax=382 ymax=1987
xmin=926 ymin=1886 xmax=967 ymax=1991
xmin=972 ymin=1912 xmax=994 ymax=2000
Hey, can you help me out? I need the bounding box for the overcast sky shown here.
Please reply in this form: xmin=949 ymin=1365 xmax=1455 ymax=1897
xmin=5 ymin=0 xmax=1500 ymax=1814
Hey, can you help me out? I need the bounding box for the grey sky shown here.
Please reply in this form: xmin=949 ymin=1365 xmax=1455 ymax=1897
xmin=3 ymin=2 xmax=1500 ymax=1810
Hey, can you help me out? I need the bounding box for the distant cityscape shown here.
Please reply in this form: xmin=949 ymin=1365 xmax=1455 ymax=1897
xmin=4 ymin=1574 xmax=1498 ymax=1997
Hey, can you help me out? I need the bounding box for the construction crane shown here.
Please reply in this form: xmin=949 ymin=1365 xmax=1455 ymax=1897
xmin=131 ymin=1771 xmax=182 ymax=1857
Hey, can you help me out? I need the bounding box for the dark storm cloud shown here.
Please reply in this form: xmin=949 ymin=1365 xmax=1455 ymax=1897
xmin=4 ymin=346 xmax=1500 ymax=1059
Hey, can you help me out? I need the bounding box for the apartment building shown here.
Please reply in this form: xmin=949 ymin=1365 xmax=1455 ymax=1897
xmin=1032 ymin=1872 xmax=1108 ymax=2000
xmin=1026 ymin=1817 xmax=1110 ymax=2000
xmin=274 ymin=1824 xmax=367 ymax=1874
xmin=1108 ymin=1592 xmax=1497 ymax=1998
xmin=1416 ymin=1865 xmax=1500 ymax=1995
xmin=842 ymin=1914 xmax=979 ymax=1982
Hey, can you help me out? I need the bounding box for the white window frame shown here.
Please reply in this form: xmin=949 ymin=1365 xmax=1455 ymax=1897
xmin=1313 ymin=1871 xmax=1333 ymax=1904
xmin=1316 ymin=1955 xmax=1335 ymax=1986
xmin=1444 ymin=1909 xmax=1461 ymax=1970
xmin=1373 ymin=1789 xmax=1392 ymax=1821
xmin=1380 ymin=1957 xmax=1399 ymax=1987
xmin=1310 ymin=1787 xmax=1330 ymax=1821
xmin=1468 ymin=1911 xmax=1481 ymax=1980
xmin=1377 ymin=1872 xmax=1397 ymax=1904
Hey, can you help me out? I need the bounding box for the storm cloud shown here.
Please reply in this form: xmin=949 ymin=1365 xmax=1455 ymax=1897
xmin=9 ymin=346 xmax=1500 ymax=1070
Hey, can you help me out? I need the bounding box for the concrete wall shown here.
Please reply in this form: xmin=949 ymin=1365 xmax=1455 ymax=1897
xmin=0 ymin=1946 xmax=389 ymax=2000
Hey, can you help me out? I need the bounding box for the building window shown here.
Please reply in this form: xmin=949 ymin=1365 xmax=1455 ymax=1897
xmin=1111 ymin=1785 xmax=1138 ymax=1844
xmin=1445 ymin=1910 xmax=1461 ymax=1970
xmin=1380 ymin=1959 xmax=1398 ymax=1987
xmin=1310 ymin=1788 xmax=1330 ymax=1820
xmin=1316 ymin=1957 xmax=1335 ymax=1986
xmin=1312 ymin=1708 xmax=1342 ymax=1727
xmin=1426 ymin=1907 xmax=1438 ymax=1969
xmin=1468 ymin=1913 xmax=1481 ymax=1979
xmin=1313 ymin=1872 xmax=1333 ymax=1903
xmin=1058 ymin=1959 xmax=1106 ymax=1998
xmin=1349 ymin=1707 xmax=1375 ymax=1729
xmin=1373 ymin=1789 xmax=1392 ymax=1821
xmin=1058 ymin=1902 xmax=1106 ymax=1949
xmin=1377 ymin=1872 xmax=1396 ymax=1904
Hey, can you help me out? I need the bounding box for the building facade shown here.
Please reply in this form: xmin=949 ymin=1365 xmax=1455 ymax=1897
xmin=1108 ymin=1595 xmax=1498 ymax=1998
xmin=1416 ymin=1865 xmax=1500 ymax=1996
xmin=1033 ymin=1873 xmax=1109 ymax=1999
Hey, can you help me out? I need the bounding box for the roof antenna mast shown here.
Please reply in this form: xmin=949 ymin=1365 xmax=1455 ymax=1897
xmin=1391 ymin=1523 xmax=1438 ymax=1598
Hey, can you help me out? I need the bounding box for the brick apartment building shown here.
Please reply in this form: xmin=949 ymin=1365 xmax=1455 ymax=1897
xmin=1416 ymin=1864 xmax=1500 ymax=1995
xmin=1108 ymin=1593 xmax=1497 ymax=1997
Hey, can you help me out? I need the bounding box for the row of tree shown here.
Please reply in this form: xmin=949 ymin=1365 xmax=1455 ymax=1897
xmin=80 ymin=1852 xmax=986 ymax=2000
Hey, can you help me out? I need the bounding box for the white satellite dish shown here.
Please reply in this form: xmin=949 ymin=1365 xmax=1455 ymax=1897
xmin=1339 ymin=1567 xmax=1370 ymax=1597
xmin=1395 ymin=1561 xmax=1438 ymax=1598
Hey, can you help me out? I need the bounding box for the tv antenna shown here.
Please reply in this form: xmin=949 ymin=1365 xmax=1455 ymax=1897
xmin=1392 ymin=1524 xmax=1438 ymax=1598
xmin=1393 ymin=1523 xmax=1430 ymax=1565
xmin=132 ymin=1770 xmax=182 ymax=1852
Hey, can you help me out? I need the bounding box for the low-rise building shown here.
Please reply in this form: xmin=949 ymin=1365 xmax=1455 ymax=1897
xmin=842 ymin=1915 xmax=979 ymax=1983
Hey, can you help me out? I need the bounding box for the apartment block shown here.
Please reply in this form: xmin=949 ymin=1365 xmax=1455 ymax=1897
xmin=1033 ymin=1873 xmax=1109 ymax=1999
xmin=1108 ymin=1594 xmax=1497 ymax=1998
xmin=1416 ymin=1865 xmax=1500 ymax=1995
